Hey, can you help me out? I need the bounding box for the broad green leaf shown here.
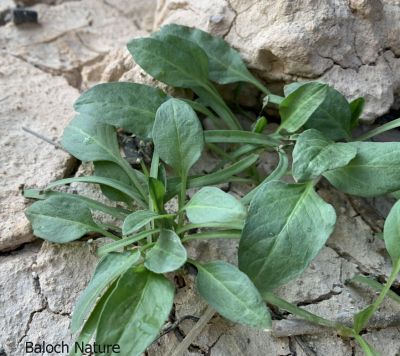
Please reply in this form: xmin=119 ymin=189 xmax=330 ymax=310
xmin=69 ymin=281 xmax=117 ymax=356
xmin=46 ymin=175 xmax=146 ymax=207
xmin=152 ymin=99 xmax=204 ymax=177
xmin=123 ymin=210 xmax=172 ymax=235
xmin=279 ymin=82 xmax=327 ymax=133
xmin=128 ymin=36 xmax=209 ymax=89
xmin=96 ymin=267 xmax=174 ymax=355
xmin=383 ymin=200 xmax=400 ymax=264
xmin=61 ymin=115 xmax=121 ymax=163
xmin=25 ymin=195 xmax=101 ymax=243
xmin=349 ymin=97 xmax=365 ymax=128
xmin=154 ymin=24 xmax=258 ymax=86
xmin=323 ymin=142 xmax=400 ymax=197
xmin=74 ymin=82 xmax=167 ymax=138
xmin=194 ymin=260 xmax=271 ymax=329
xmin=353 ymin=305 xmax=375 ymax=334
xmin=144 ymin=229 xmax=187 ymax=273
xmin=304 ymin=86 xmax=352 ymax=140
xmin=23 ymin=189 xmax=128 ymax=219
xmin=185 ymin=187 xmax=246 ymax=224
xmin=71 ymin=251 xmax=140 ymax=333
xmin=239 ymin=181 xmax=336 ymax=292
xmin=94 ymin=161 xmax=133 ymax=203
xmin=292 ymin=129 xmax=357 ymax=181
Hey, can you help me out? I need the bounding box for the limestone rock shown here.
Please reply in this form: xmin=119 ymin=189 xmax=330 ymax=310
xmin=155 ymin=0 xmax=400 ymax=122
xmin=0 ymin=53 xmax=78 ymax=252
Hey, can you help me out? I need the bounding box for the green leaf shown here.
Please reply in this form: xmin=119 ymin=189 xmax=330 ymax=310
xmin=304 ymin=85 xmax=353 ymax=140
xmin=61 ymin=115 xmax=121 ymax=163
xmin=128 ymin=36 xmax=209 ymax=89
xmin=69 ymin=281 xmax=117 ymax=356
xmin=239 ymin=181 xmax=336 ymax=292
xmin=144 ymin=229 xmax=187 ymax=273
xmin=353 ymin=305 xmax=375 ymax=334
xmin=94 ymin=161 xmax=133 ymax=203
xmin=46 ymin=175 xmax=146 ymax=207
xmin=152 ymin=98 xmax=204 ymax=177
xmin=204 ymin=130 xmax=280 ymax=147
xmin=74 ymin=82 xmax=167 ymax=138
xmin=185 ymin=187 xmax=246 ymax=224
xmin=279 ymin=82 xmax=328 ymax=133
xmin=154 ymin=24 xmax=258 ymax=86
xmin=292 ymin=129 xmax=357 ymax=182
xmin=193 ymin=260 xmax=271 ymax=329
xmin=23 ymin=189 xmax=128 ymax=219
xmin=242 ymin=149 xmax=288 ymax=205
xmin=96 ymin=267 xmax=174 ymax=355
xmin=323 ymin=142 xmax=400 ymax=197
xmin=349 ymin=97 xmax=365 ymax=128
xmin=355 ymin=117 xmax=400 ymax=141
xmin=149 ymin=177 xmax=165 ymax=213
xmin=123 ymin=210 xmax=172 ymax=235
xmin=383 ymin=200 xmax=400 ymax=264
xmin=71 ymin=251 xmax=140 ymax=333
xmin=25 ymin=195 xmax=101 ymax=243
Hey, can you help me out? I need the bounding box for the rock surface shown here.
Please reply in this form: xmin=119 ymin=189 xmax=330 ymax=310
xmin=155 ymin=0 xmax=400 ymax=122
xmin=0 ymin=52 xmax=78 ymax=252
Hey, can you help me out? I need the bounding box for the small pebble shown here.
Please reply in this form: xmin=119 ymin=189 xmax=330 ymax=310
xmin=12 ymin=8 xmax=38 ymax=25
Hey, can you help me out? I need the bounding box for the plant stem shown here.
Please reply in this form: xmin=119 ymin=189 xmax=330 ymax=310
xmin=177 ymin=222 xmax=243 ymax=235
xmin=118 ymin=158 xmax=148 ymax=203
xmin=97 ymin=228 xmax=121 ymax=241
xmin=140 ymin=160 xmax=149 ymax=176
xmin=354 ymin=118 xmax=400 ymax=141
xmin=177 ymin=173 xmax=187 ymax=231
xmin=182 ymin=230 xmax=241 ymax=243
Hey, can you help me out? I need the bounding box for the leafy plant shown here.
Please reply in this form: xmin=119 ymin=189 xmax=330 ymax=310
xmin=24 ymin=24 xmax=400 ymax=355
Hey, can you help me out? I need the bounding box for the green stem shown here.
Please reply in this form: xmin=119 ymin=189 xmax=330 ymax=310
xmin=140 ymin=160 xmax=149 ymax=176
xmin=249 ymin=79 xmax=284 ymax=105
xmin=354 ymin=118 xmax=400 ymax=141
xmin=97 ymin=228 xmax=121 ymax=241
xmin=177 ymin=222 xmax=243 ymax=235
xmin=177 ymin=174 xmax=187 ymax=230
xmin=118 ymin=158 xmax=148 ymax=203
xmin=182 ymin=230 xmax=241 ymax=243
xmin=263 ymin=292 xmax=353 ymax=337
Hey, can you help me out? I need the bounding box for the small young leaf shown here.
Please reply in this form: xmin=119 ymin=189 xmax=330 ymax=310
xmin=128 ymin=36 xmax=209 ymax=89
xmin=324 ymin=142 xmax=400 ymax=197
xmin=96 ymin=267 xmax=174 ymax=355
xmin=71 ymin=251 xmax=140 ymax=333
xmin=349 ymin=97 xmax=365 ymax=128
xmin=354 ymin=335 xmax=379 ymax=356
xmin=152 ymin=98 xmax=204 ymax=177
xmin=61 ymin=115 xmax=121 ymax=163
xmin=194 ymin=260 xmax=271 ymax=329
xmin=383 ymin=199 xmax=400 ymax=264
xmin=353 ymin=305 xmax=375 ymax=334
xmin=74 ymin=82 xmax=168 ymax=138
xmin=239 ymin=181 xmax=336 ymax=292
xmin=144 ymin=229 xmax=187 ymax=273
xmin=25 ymin=195 xmax=101 ymax=243
xmin=94 ymin=161 xmax=133 ymax=203
xmin=292 ymin=129 xmax=357 ymax=181
xmin=185 ymin=187 xmax=246 ymax=224
xmin=279 ymin=82 xmax=327 ymax=133
xmin=154 ymin=24 xmax=259 ymax=86
xmin=122 ymin=210 xmax=170 ymax=236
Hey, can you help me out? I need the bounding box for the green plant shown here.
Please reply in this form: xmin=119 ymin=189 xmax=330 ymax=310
xmin=24 ymin=24 xmax=400 ymax=355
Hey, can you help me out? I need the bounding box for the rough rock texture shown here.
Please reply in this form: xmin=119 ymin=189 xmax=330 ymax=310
xmin=0 ymin=240 xmax=100 ymax=355
xmin=0 ymin=52 xmax=78 ymax=252
xmin=155 ymin=0 xmax=400 ymax=122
